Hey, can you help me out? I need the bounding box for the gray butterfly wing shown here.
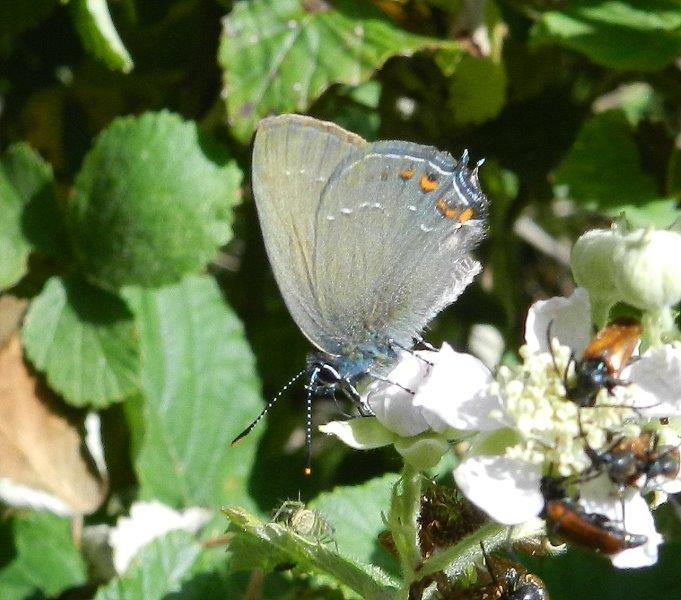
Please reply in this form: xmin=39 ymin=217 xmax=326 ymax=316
xmin=252 ymin=114 xmax=366 ymax=353
xmin=312 ymin=140 xmax=488 ymax=351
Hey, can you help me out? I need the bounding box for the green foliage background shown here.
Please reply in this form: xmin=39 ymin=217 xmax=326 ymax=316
xmin=1 ymin=0 xmax=681 ymax=598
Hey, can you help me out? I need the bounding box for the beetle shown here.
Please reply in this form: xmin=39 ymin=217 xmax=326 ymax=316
xmin=549 ymin=317 xmax=642 ymax=407
xmin=540 ymin=476 xmax=647 ymax=555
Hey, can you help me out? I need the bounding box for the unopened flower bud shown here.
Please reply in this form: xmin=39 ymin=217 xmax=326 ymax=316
xmin=613 ymin=228 xmax=681 ymax=311
xmin=571 ymin=229 xmax=621 ymax=303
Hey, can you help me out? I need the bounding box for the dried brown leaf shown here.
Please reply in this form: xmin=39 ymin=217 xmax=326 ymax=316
xmin=0 ymin=333 xmax=106 ymax=514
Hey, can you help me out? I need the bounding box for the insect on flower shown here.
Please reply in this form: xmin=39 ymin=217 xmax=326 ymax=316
xmin=583 ymin=429 xmax=680 ymax=491
xmin=550 ymin=317 xmax=642 ymax=407
xmin=540 ymin=477 xmax=647 ymax=555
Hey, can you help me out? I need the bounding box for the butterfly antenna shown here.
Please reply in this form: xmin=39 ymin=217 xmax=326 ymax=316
xmin=231 ymin=368 xmax=306 ymax=447
xmin=305 ymin=366 xmax=321 ymax=476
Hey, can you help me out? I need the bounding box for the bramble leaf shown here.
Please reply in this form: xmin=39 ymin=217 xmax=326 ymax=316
xmin=22 ymin=276 xmax=139 ymax=408
xmin=69 ymin=112 xmax=242 ymax=289
xmin=219 ymin=0 xmax=456 ymax=141
xmin=124 ymin=275 xmax=262 ymax=509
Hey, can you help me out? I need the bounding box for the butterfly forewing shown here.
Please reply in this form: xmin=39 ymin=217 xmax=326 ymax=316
xmin=252 ymin=115 xmax=366 ymax=353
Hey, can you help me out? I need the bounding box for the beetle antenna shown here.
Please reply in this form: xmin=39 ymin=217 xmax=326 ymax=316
xmin=479 ymin=541 xmax=500 ymax=587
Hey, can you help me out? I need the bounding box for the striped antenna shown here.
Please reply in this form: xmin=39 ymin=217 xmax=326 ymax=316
xmin=231 ymin=368 xmax=306 ymax=447
xmin=304 ymin=366 xmax=321 ymax=476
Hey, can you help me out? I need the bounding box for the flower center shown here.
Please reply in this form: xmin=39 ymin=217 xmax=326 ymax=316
xmin=493 ymin=342 xmax=638 ymax=478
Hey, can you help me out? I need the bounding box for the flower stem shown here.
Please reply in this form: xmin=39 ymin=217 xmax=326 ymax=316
xmin=590 ymin=297 xmax=613 ymax=328
xmin=387 ymin=464 xmax=423 ymax=591
xmin=643 ymin=307 xmax=679 ymax=347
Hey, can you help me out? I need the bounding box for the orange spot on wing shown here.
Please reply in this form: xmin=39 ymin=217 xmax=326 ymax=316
xmin=399 ymin=169 xmax=414 ymax=180
xmin=458 ymin=207 xmax=474 ymax=223
xmin=419 ymin=174 xmax=438 ymax=193
xmin=436 ymin=197 xmax=458 ymax=219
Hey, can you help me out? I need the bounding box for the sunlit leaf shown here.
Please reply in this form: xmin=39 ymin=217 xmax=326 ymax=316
xmin=554 ymin=110 xmax=677 ymax=227
xmin=95 ymin=531 xmax=201 ymax=600
xmin=71 ymin=0 xmax=134 ymax=73
xmin=531 ymin=0 xmax=681 ymax=71
xmin=219 ymin=0 xmax=456 ymax=141
xmin=69 ymin=112 xmax=242 ymax=289
xmin=225 ymin=506 xmax=399 ymax=599
xmin=310 ymin=474 xmax=400 ymax=576
xmin=22 ymin=276 xmax=139 ymax=408
xmin=0 ymin=169 xmax=30 ymax=291
xmin=0 ymin=512 xmax=87 ymax=599
xmin=124 ymin=275 xmax=262 ymax=509
xmin=448 ymin=55 xmax=507 ymax=126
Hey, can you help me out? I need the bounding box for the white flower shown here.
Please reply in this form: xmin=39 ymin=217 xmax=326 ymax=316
xmin=453 ymin=288 xmax=681 ymax=568
xmin=453 ymin=455 xmax=544 ymax=524
xmin=622 ymin=343 xmax=681 ymax=417
xmin=523 ymin=287 xmax=591 ymax=356
xmin=320 ymin=343 xmax=494 ymax=469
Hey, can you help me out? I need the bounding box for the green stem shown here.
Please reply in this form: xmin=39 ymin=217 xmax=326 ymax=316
xmin=387 ymin=464 xmax=422 ymax=594
xmin=643 ymin=307 xmax=678 ymax=347
xmin=589 ymin=296 xmax=613 ymax=329
xmin=416 ymin=519 xmax=546 ymax=580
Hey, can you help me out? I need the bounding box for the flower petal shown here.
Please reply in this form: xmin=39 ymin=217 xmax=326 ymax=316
xmin=413 ymin=345 xmax=500 ymax=432
xmin=453 ymin=455 xmax=544 ymax=524
xmin=366 ymin=352 xmax=431 ymax=437
xmin=319 ymin=418 xmax=395 ymax=450
xmin=524 ymin=288 xmax=591 ymax=355
xmin=624 ymin=344 xmax=681 ymax=417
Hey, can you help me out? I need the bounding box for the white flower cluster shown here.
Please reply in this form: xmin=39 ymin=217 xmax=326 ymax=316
xmin=322 ymin=227 xmax=681 ymax=569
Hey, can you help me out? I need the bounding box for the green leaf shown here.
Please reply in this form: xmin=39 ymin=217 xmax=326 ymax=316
xmin=22 ymin=276 xmax=139 ymax=408
xmin=316 ymin=82 xmax=383 ymax=140
xmin=0 ymin=512 xmax=87 ymax=599
xmin=448 ymin=54 xmax=507 ymax=126
xmin=554 ymin=110 xmax=677 ymax=226
xmin=310 ymin=474 xmax=400 ymax=577
xmin=225 ymin=506 xmax=399 ymax=599
xmin=71 ymin=0 xmax=134 ymax=73
xmin=1 ymin=142 xmax=67 ymax=260
xmin=530 ymin=0 xmax=681 ymax=71
xmin=69 ymin=111 xmax=242 ymax=289
xmin=94 ymin=531 xmax=201 ymax=600
xmin=219 ymin=0 xmax=456 ymax=141
xmin=123 ymin=274 xmax=262 ymax=509
xmin=0 ymin=169 xmax=31 ymax=291
xmin=0 ymin=142 xmax=59 ymax=289
xmin=592 ymin=82 xmax=664 ymax=128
